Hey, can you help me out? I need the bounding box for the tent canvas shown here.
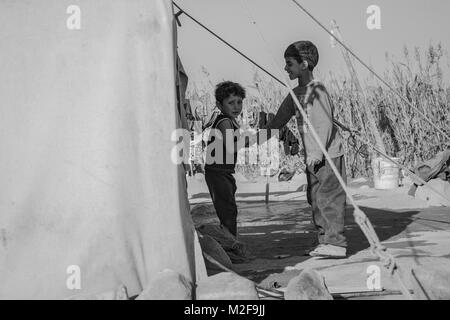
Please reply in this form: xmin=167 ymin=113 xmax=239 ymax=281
xmin=0 ymin=0 xmax=205 ymax=299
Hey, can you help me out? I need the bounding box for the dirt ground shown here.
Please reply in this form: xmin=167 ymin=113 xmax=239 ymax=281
xmin=187 ymin=173 xmax=450 ymax=300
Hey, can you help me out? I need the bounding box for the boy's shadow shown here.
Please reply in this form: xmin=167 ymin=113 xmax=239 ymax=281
xmin=344 ymin=206 xmax=419 ymax=255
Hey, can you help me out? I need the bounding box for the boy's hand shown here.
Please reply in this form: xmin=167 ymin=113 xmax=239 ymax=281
xmin=306 ymin=157 xmax=322 ymax=167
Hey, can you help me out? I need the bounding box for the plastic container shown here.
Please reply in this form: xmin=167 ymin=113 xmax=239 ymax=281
xmin=372 ymin=157 xmax=400 ymax=190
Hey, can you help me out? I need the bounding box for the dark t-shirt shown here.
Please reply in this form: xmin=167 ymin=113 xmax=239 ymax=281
xmin=204 ymin=114 xmax=239 ymax=173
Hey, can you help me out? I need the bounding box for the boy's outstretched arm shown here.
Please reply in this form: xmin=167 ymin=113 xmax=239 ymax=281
xmin=241 ymin=95 xmax=296 ymax=149
xmin=264 ymin=95 xmax=296 ymax=131
xmin=255 ymin=95 xmax=296 ymax=144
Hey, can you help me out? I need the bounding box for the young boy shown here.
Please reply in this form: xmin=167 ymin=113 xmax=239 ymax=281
xmin=263 ymin=41 xmax=347 ymax=258
xmin=204 ymin=81 xmax=246 ymax=237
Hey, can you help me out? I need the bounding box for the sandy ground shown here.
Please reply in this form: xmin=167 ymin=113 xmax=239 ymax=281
xmin=187 ymin=172 xmax=450 ymax=300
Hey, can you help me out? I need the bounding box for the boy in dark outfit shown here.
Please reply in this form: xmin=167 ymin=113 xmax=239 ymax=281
xmin=264 ymin=41 xmax=348 ymax=258
xmin=204 ymin=81 xmax=246 ymax=237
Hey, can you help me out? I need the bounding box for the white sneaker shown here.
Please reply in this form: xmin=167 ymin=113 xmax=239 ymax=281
xmin=309 ymin=244 xmax=346 ymax=258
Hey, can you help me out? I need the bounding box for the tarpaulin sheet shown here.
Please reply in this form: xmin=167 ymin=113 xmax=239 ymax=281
xmin=0 ymin=0 xmax=204 ymax=299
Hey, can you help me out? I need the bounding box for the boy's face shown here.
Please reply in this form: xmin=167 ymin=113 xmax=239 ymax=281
xmin=284 ymin=57 xmax=305 ymax=80
xmin=218 ymin=94 xmax=243 ymax=119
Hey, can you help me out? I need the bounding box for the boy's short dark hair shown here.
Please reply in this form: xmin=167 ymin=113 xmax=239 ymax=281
xmin=284 ymin=41 xmax=319 ymax=72
xmin=215 ymin=81 xmax=246 ymax=104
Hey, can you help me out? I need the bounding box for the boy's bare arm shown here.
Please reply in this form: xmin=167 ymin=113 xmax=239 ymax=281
xmin=252 ymin=95 xmax=296 ymax=145
xmin=264 ymin=95 xmax=296 ymax=131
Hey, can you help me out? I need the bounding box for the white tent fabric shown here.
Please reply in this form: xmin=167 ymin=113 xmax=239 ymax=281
xmin=0 ymin=0 xmax=205 ymax=299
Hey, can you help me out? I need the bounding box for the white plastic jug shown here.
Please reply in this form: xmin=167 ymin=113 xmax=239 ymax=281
xmin=372 ymin=157 xmax=400 ymax=190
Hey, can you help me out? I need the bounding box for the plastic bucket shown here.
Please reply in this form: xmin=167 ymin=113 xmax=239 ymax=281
xmin=372 ymin=157 xmax=400 ymax=190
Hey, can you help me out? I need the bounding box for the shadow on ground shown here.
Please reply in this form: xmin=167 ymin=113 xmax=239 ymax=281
xmin=196 ymin=200 xmax=420 ymax=283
